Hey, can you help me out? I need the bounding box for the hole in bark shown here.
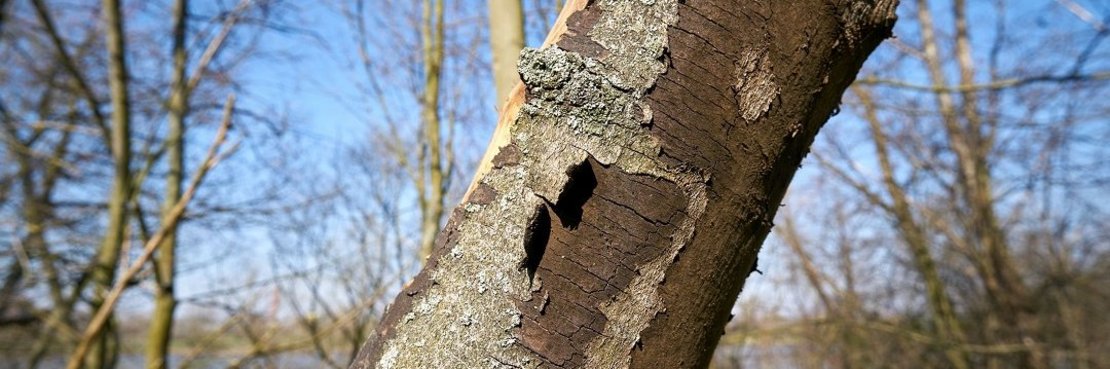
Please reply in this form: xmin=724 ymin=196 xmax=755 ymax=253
xmin=521 ymin=203 xmax=550 ymax=284
xmin=553 ymin=159 xmax=597 ymax=229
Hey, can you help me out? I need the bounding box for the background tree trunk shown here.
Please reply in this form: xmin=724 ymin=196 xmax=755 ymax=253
xmin=351 ymin=0 xmax=899 ymax=367
xmin=417 ymin=0 xmax=447 ymax=261
xmin=487 ymin=0 xmax=525 ymax=107
xmin=855 ymin=86 xmax=970 ymax=369
xmin=89 ymin=0 xmax=132 ymax=367
xmin=145 ymin=0 xmax=188 ymax=367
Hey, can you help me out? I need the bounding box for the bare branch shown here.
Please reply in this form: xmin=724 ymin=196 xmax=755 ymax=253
xmin=855 ymin=71 xmax=1110 ymax=92
xmin=64 ymin=95 xmax=237 ymax=369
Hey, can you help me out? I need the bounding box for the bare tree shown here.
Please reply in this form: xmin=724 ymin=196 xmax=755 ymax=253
xmin=416 ymin=0 xmax=449 ymax=261
xmin=1 ymin=1 xmax=302 ymax=367
xmin=144 ymin=0 xmax=189 ymax=367
xmin=85 ymin=1 xmax=133 ymax=366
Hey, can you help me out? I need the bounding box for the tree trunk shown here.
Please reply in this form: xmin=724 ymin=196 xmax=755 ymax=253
xmin=351 ymin=0 xmax=897 ymax=368
xmin=417 ymin=0 xmax=447 ymax=261
xmin=487 ymin=0 xmax=525 ymax=107
xmin=856 ymin=86 xmax=970 ymax=369
xmin=90 ymin=0 xmax=132 ymax=367
xmin=146 ymin=0 xmax=188 ymax=367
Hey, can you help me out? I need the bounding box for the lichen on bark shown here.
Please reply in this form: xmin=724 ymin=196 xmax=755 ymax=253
xmin=355 ymin=0 xmax=901 ymax=367
xmin=363 ymin=0 xmax=713 ymax=368
xmin=734 ymin=48 xmax=778 ymax=122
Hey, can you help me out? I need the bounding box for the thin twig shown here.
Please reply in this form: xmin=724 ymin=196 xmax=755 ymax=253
xmin=855 ymin=71 xmax=1110 ymax=93
xmin=186 ymin=0 xmax=252 ymax=94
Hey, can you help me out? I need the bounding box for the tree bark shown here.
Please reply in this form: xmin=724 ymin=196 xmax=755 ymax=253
xmin=351 ymin=0 xmax=898 ymax=368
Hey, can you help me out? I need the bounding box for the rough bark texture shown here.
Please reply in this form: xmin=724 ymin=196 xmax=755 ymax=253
xmin=351 ymin=0 xmax=898 ymax=368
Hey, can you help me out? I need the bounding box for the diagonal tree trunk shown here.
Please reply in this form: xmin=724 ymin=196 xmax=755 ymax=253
xmin=352 ymin=0 xmax=898 ymax=367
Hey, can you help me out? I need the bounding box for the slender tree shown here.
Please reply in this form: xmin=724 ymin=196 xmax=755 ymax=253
xmin=487 ymin=0 xmax=525 ymax=106
xmin=145 ymin=0 xmax=188 ymax=367
xmin=857 ymin=85 xmax=969 ymax=369
xmin=87 ymin=0 xmax=132 ymax=367
xmin=417 ymin=0 xmax=448 ymax=261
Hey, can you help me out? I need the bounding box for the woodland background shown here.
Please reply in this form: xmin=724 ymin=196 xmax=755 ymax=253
xmin=0 ymin=0 xmax=1107 ymax=368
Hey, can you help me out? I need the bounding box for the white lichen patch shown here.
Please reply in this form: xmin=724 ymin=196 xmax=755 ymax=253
xmin=376 ymin=179 xmax=541 ymax=369
xmin=734 ymin=48 xmax=778 ymax=122
xmin=587 ymin=0 xmax=678 ymax=92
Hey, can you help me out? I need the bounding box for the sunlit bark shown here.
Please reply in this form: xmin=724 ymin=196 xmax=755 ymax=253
xmin=352 ymin=0 xmax=898 ymax=367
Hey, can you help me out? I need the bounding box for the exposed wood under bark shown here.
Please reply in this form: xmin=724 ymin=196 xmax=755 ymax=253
xmin=352 ymin=0 xmax=897 ymax=368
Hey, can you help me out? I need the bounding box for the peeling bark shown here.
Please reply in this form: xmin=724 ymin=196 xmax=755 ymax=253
xmin=351 ymin=0 xmax=898 ymax=368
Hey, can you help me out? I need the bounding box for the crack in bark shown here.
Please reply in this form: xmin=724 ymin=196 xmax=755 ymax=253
xmin=520 ymin=202 xmax=551 ymax=286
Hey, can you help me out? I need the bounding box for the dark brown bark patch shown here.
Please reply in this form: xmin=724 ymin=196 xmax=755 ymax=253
xmin=492 ymin=142 xmax=522 ymax=168
xmin=624 ymin=1 xmax=896 ymax=368
xmin=521 ymin=202 xmax=551 ymax=283
xmin=469 ymin=182 xmax=499 ymax=206
xmin=549 ymin=159 xmax=598 ymax=229
xmin=556 ymin=3 xmax=608 ymax=60
xmin=515 ymin=157 xmax=687 ymax=368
